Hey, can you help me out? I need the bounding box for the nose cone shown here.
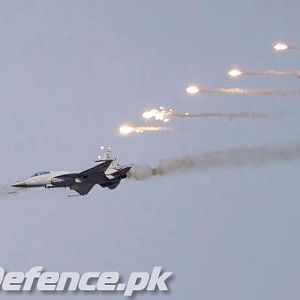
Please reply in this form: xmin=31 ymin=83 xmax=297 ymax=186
xmin=12 ymin=180 xmax=27 ymax=187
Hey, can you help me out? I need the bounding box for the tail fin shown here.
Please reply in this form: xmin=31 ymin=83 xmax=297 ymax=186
xmin=97 ymin=146 xmax=115 ymax=160
xmin=96 ymin=146 xmax=120 ymax=169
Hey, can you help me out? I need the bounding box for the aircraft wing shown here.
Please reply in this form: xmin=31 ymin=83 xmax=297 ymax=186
xmin=53 ymin=160 xmax=112 ymax=180
xmin=53 ymin=173 xmax=78 ymax=179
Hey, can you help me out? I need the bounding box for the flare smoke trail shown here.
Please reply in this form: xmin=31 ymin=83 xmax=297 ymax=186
xmin=248 ymin=70 xmax=300 ymax=78
xmin=273 ymin=42 xmax=300 ymax=52
xmin=0 ymin=184 xmax=19 ymax=196
xmin=186 ymin=85 xmax=300 ymax=96
xmin=229 ymin=69 xmax=300 ymax=78
xmin=173 ymin=112 xmax=268 ymax=118
xmin=142 ymin=107 xmax=268 ymax=122
xmin=119 ymin=124 xmax=170 ymax=136
xmin=201 ymin=87 xmax=300 ymax=96
xmin=128 ymin=142 xmax=300 ymax=180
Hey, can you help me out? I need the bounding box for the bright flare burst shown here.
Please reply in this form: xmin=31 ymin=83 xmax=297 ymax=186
xmin=273 ymin=42 xmax=289 ymax=51
xmin=119 ymin=125 xmax=135 ymax=135
xmin=186 ymin=85 xmax=200 ymax=94
xmin=119 ymin=124 xmax=169 ymax=136
xmin=228 ymin=69 xmax=243 ymax=78
xmin=142 ymin=107 xmax=172 ymax=122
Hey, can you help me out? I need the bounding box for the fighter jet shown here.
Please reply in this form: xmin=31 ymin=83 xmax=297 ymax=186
xmin=12 ymin=147 xmax=131 ymax=195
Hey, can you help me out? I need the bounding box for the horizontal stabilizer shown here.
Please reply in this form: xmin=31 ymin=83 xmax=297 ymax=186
xmin=99 ymin=180 xmax=121 ymax=190
xmin=112 ymin=167 xmax=131 ymax=178
xmin=107 ymin=181 xmax=120 ymax=190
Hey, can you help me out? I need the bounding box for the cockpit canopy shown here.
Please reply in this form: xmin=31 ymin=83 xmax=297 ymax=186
xmin=31 ymin=171 xmax=50 ymax=177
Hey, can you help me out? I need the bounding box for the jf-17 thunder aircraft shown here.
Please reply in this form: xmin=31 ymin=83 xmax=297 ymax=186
xmin=12 ymin=147 xmax=131 ymax=195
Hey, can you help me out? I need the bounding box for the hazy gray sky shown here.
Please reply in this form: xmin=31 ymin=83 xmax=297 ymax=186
xmin=0 ymin=0 xmax=300 ymax=299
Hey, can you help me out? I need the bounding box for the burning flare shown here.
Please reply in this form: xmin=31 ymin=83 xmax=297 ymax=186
xmin=273 ymin=42 xmax=289 ymax=51
xmin=273 ymin=42 xmax=300 ymax=52
xmin=228 ymin=69 xmax=243 ymax=78
xmin=142 ymin=107 xmax=172 ymax=122
xmin=119 ymin=124 xmax=170 ymax=136
xmin=186 ymin=85 xmax=200 ymax=94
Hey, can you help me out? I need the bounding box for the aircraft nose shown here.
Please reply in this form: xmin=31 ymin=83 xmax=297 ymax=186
xmin=12 ymin=180 xmax=27 ymax=187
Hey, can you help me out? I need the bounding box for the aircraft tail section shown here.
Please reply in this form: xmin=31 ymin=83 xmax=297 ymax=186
xmin=112 ymin=167 xmax=131 ymax=179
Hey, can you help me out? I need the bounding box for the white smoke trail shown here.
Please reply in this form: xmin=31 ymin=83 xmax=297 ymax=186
xmin=186 ymin=85 xmax=300 ymax=96
xmin=0 ymin=184 xmax=20 ymax=196
xmin=273 ymin=42 xmax=300 ymax=52
xmin=202 ymin=87 xmax=300 ymax=96
xmin=142 ymin=107 xmax=268 ymax=122
xmin=173 ymin=112 xmax=268 ymax=119
xmin=245 ymin=70 xmax=300 ymax=78
xmin=128 ymin=142 xmax=300 ymax=180
xmin=229 ymin=68 xmax=300 ymax=79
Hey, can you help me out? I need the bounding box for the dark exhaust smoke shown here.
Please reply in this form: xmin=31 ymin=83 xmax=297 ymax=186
xmin=128 ymin=142 xmax=300 ymax=180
